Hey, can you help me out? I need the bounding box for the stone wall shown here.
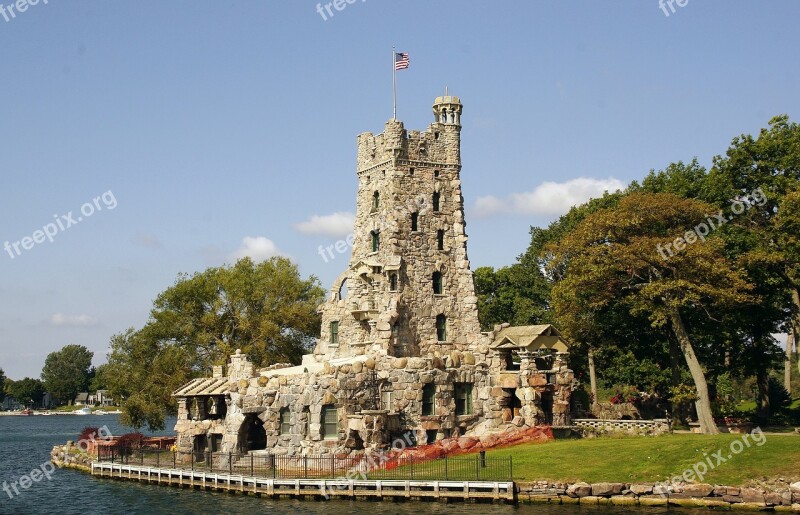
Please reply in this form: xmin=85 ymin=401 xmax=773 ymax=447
xmin=573 ymin=418 xmax=671 ymax=436
xmin=175 ymin=349 xmax=574 ymax=457
xmin=516 ymin=480 xmax=800 ymax=510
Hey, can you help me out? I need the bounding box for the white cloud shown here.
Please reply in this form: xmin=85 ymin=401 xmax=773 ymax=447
xmin=49 ymin=313 xmax=98 ymax=327
xmin=293 ymin=212 xmax=355 ymax=237
xmin=229 ymin=236 xmax=285 ymax=262
xmin=474 ymin=177 xmax=625 ymax=217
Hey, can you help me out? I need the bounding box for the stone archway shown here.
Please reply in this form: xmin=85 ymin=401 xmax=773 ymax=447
xmin=238 ymin=414 xmax=267 ymax=452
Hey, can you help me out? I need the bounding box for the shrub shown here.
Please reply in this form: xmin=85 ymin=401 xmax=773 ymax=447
xmin=78 ymin=426 xmax=101 ymax=443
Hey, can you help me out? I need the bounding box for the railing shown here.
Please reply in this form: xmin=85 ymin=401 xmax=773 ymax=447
xmin=96 ymin=446 xmax=512 ymax=481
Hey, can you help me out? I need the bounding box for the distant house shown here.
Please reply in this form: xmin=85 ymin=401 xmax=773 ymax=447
xmin=74 ymin=392 xmax=90 ymax=406
xmin=95 ymin=390 xmax=114 ymax=407
xmin=41 ymin=392 xmax=55 ymax=409
xmin=2 ymin=397 xmax=22 ymax=411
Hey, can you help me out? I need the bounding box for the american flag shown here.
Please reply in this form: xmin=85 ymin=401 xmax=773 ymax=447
xmin=394 ymin=52 xmax=410 ymax=71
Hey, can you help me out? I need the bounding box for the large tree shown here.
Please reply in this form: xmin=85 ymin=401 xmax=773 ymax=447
xmin=548 ymin=193 xmax=756 ymax=434
xmin=106 ymin=256 xmax=325 ymax=431
xmin=707 ymin=115 xmax=800 ymax=392
xmin=6 ymin=377 xmax=45 ymax=408
xmin=0 ymin=369 xmax=5 ymax=402
xmin=41 ymin=345 xmax=93 ymax=404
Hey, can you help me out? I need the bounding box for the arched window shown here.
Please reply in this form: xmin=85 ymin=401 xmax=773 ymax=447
xmin=437 ymin=229 xmax=444 ymax=250
xmin=372 ymin=191 xmax=379 ymax=212
xmin=279 ymin=408 xmax=291 ymax=435
xmin=389 ymin=273 xmax=398 ymax=291
xmin=436 ymin=314 xmax=447 ymax=342
xmin=433 ymin=192 xmax=440 ymax=212
xmin=371 ymin=230 xmax=379 ymax=252
xmin=411 ymin=212 xmax=418 ymax=231
xmin=432 ymin=272 xmax=443 ymax=295
xmin=321 ymin=405 xmax=338 ymax=440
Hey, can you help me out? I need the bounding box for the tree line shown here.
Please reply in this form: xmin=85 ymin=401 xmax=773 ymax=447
xmin=2 ymin=344 xmax=104 ymax=408
xmin=476 ymin=115 xmax=799 ymax=433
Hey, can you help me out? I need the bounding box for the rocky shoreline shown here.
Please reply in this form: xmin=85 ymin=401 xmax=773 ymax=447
xmin=49 ymin=437 xmax=800 ymax=510
xmin=517 ymin=480 xmax=800 ymax=510
xmin=49 ymin=441 xmax=94 ymax=474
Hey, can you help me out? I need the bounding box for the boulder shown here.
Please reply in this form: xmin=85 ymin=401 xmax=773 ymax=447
xmin=629 ymin=484 xmax=654 ymax=495
xmin=591 ymin=482 xmax=624 ymax=497
xmin=764 ymin=493 xmax=783 ymax=506
xmin=566 ymin=482 xmax=592 ymax=498
xmin=740 ymin=487 xmax=765 ymax=504
xmin=457 ymin=437 xmax=480 ymax=451
xmin=681 ymin=483 xmax=714 ymax=498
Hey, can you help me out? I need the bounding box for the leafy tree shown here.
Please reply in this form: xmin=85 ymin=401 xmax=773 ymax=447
xmin=89 ymin=363 xmax=111 ymax=392
xmin=474 ymin=262 xmax=551 ymax=331
xmin=6 ymin=377 xmax=45 ymax=407
xmin=41 ymin=345 xmax=93 ymax=404
xmin=708 ymin=116 xmax=800 ymax=372
xmin=548 ymin=193 xmax=756 ymax=434
xmin=106 ymin=257 xmax=325 ymax=431
xmin=0 ymin=369 xmax=5 ymax=402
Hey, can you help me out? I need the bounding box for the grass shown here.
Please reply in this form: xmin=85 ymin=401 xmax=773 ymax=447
xmin=484 ymin=433 xmax=800 ymax=485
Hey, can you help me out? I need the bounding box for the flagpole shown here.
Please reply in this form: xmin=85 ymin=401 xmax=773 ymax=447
xmin=392 ymin=46 xmax=397 ymax=120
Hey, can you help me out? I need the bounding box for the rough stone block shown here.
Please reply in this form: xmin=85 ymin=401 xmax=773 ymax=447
xmin=629 ymin=484 xmax=653 ymax=495
xmin=591 ymin=482 xmax=624 ymax=497
xmin=638 ymin=496 xmax=669 ymax=507
xmin=682 ymin=483 xmax=714 ymax=498
xmin=741 ymin=488 xmax=766 ymax=504
xmin=566 ymin=482 xmax=592 ymax=498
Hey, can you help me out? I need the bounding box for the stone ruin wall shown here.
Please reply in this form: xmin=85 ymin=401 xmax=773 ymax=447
xmin=176 ymin=347 xmax=574 ymax=457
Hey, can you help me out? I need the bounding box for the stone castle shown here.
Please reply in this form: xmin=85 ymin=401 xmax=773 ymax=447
xmin=173 ymin=95 xmax=575 ymax=458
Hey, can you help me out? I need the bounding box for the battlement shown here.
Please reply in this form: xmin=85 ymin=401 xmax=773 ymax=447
xmin=357 ymin=97 xmax=463 ymax=172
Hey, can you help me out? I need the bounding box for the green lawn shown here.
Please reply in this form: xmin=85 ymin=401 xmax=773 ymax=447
xmin=485 ymin=433 xmax=800 ymax=485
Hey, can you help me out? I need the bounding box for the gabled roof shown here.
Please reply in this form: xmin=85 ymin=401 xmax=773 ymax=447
xmin=75 ymin=392 xmax=90 ymax=402
xmin=490 ymin=324 xmax=569 ymax=352
xmin=172 ymin=377 xmax=229 ymax=397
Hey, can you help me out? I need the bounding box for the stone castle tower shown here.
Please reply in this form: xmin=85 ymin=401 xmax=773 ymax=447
xmin=172 ymin=94 xmax=575 ymax=459
xmin=315 ymin=96 xmax=482 ymax=360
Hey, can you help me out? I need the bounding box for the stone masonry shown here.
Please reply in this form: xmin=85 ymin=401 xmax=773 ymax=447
xmin=173 ymin=95 xmax=576 ymax=460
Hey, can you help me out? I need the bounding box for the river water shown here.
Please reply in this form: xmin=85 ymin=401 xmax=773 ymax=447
xmin=0 ymin=414 xmax=699 ymax=514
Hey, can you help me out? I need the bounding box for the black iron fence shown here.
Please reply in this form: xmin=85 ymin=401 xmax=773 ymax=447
xmin=96 ymin=446 xmax=512 ymax=481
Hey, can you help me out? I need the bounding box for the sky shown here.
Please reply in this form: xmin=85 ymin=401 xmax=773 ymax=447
xmin=0 ymin=0 xmax=798 ymax=379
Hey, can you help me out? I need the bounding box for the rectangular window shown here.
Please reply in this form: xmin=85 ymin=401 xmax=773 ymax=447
xmin=437 ymin=230 xmax=444 ymax=250
xmin=330 ymin=321 xmax=339 ymax=345
xmin=422 ymin=383 xmax=435 ymax=416
xmin=454 ymin=383 xmax=473 ymax=416
xmin=322 ymin=405 xmax=338 ymax=440
xmin=436 ymin=314 xmax=447 ymax=342
xmin=210 ymin=434 xmax=223 ymax=453
xmin=411 ymin=212 xmax=418 ymax=231
xmin=371 ymin=231 xmax=379 ymax=252
xmin=381 ymin=390 xmax=393 ymax=412
xmin=280 ymin=408 xmax=291 ymax=435
xmin=433 ymin=192 xmax=440 ymax=212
